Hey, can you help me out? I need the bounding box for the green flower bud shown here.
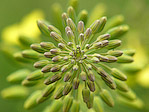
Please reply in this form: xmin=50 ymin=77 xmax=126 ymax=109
xmin=111 ymin=68 xmax=127 ymax=81
xmin=22 ymin=50 xmax=39 ymax=59
xmin=69 ymin=0 xmax=78 ymax=12
xmin=97 ymin=67 xmax=108 ymax=77
xmin=78 ymin=9 xmax=88 ymax=25
xmin=114 ymin=79 xmax=129 ymax=92
xmin=54 ymin=86 xmax=64 ymax=99
xmin=73 ymin=78 xmax=80 ymax=89
xmin=100 ymin=89 xmax=114 ymax=107
xmin=86 ymin=92 xmax=94 ymax=109
xmin=98 ymin=16 xmax=107 ymax=32
xmin=92 ymin=42 xmax=102 ymax=49
xmin=44 ymin=73 xmax=61 ymax=85
xmin=107 ymin=25 xmax=129 ymax=39
xmin=48 ymin=25 xmax=61 ymax=35
xmin=13 ymin=52 xmax=31 ymax=63
xmin=34 ymin=60 xmax=49 ymax=68
xmin=18 ymin=35 xmax=34 ymax=47
xmin=37 ymin=20 xmax=50 ymax=37
xmin=36 ymin=93 xmax=50 ymax=104
xmin=66 ymin=30 xmax=75 ymax=41
xmin=22 ymin=79 xmax=38 ymax=87
xmin=62 ymin=12 xmax=68 ymax=27
xmin=106 ymin=40 xmax=121 ymax=49
xmin=88 ymin=70 xmax=95 ymax=82
xmin=67 ymin=18 xmax=76 ymax=32
xmin=44 ymin=52 xmax=54 ymax=58
xmin=71 ymin=100 xmax=80 ymax=112
xmin=104 ymin=80 xmax=116 ymax=90
xmin=85 ymin=44 xmax=90 ymax=49
xmin=50 ymin=48 xmax=61 ymax=54
xmin=84 ymin=28 xmax=92 ymax=39
xmin=61 ymin=65 xmax=69 ymax=72
xmin=82 ymin=88 xmax=90 ymax=103
xmin=31 ymin=43 xmax=47 ymax=53
xmin=107 ymin=50 xmax=123 ymax=57
xmin=7 ymin=69 xmax=30 ymax=83
xmin=91 ymin=57 xmax=100 ymax=63
xmin=67 ymin=6 xmax=76 ymax=22
xmin=64 ymin=72 xmax=72 ymax=82
xmin=100 ymin=40 xmax=109 ymax=48
xmin=58 ymin=43 xmax=67 ymax=50
xmin=118 ymin=89 xmax=136 ymax=101
xmin=87 ymin=80 xmax=95 ymax=92
xmin=77 ymin=21 xmax=84 ymax=33
xmin=63 ymin=97 xmax=73 ymax=112
xmin=93 ymin=96 xmax=104 ymax=112
xmin=73 ymin=64 xmax=79 ymax=71
xmin=123 ymin=49 xmax=136 ymax=56
xmin=41 ymin=64 xmax=53 ymax=73
xmin=80 ymin=71 xmax=87 ymax=81
xmin=24 ymin=90 xmax=41 ymax=109
xmin=50 ymin=32 xmax=63 ymax=42
xmin=42 ymin=84 xmax=55 ymax=97
xmin=27 ymin=70 xmax=44 ymax=81
xmin=96 ymin=34 xmax=110 ymax=41
xmin=52 ymin=56 xmax=62 ymax=62
xmin=117 ymin=55 xmax=134 ymax=63
xmin=50 ymin=65 xmax=61 ymax=72
xmin=63 ymin=83 xmax=72 ymax=95
xmin=1 ymin=86 xmax=28 ymax=99
xmin=106 ymin=55 xmax=117 ymax=63
xmin=40 ymin=42 xmax=56 ymax=50
xmin=90 ymin=20 xmax=101 ymax=34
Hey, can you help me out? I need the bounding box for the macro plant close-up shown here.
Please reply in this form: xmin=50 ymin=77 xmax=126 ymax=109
xmin=0 ymin=0 xmax=149 ymax=112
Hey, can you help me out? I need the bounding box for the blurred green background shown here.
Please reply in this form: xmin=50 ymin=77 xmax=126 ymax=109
xmin=0 ymin=0 xmax=149 ymax=112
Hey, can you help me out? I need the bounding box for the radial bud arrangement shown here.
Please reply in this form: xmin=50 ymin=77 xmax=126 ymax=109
xmin=1 ymin=0 xmax=143 ymax=112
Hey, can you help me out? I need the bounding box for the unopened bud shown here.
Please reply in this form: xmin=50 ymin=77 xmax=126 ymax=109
xmin=52 ymin=56 xmax=62 ymax=62
xmin=84 ymin=28 xmax=92 ymax=39
xmin=31 ymin=43 xmax=47 ymax=53
xmin=34 ymin=60 xmax=49 ymax=68
xmin=88 ymin=70 xmax=95 ymax=82
xmin=117 ymin=55 xmax=134 ymax=63
xmin=54 ymin=87 xmax=64 ymax=99
xmin=73 ymin=64 xmax=79 ymax=71
xmin=50 ymin=32 xmax=63 ymax=42
xmin=63 ymin=97 xmax=73 ymax=112
xmin=48 ymin=25 xmax=61 ymax=35
xmin=106 ymin=56 xmax=117 ymax=63
xmin=66 ymin=18 xmax=76 ymax=32
xmin=73 ymin=78 xmax=80 ymax=89
xmin=50 ymin=65 xmax=60 ymax=72
xmin=96 ymin=34 xmax=110 ymax=41
xmin=61 ymin=65 xmax=69 ymax=72
xmin=78 ymin=10 xmax=88 ymax=25
xmin=87 ymin=80 xmax=95 ymax=92
xmin=42 ymin=84 xmax=55 ymax=97
xmin=90 ymin=20 xmax=101 ymax=34
xmin=27 ymin=70 xmax=43 ymax=81
xmin=91 ymin=57 xmax=100 ymax=63
xmin=40 ymin=42 xmax=56 ymax=50
xmin=64 ymin=72 xmax=72 ymax=82
xmin=50 ymin=49 xmax=61 ymax=54
xmin=107 ymin=50 xmax=123 ymax=57
xmin=82 ymin=88 xmax=90 ymax=103
xmin=44 ymin=52 xmax=54 ymax=58
xmin=62 ymin=13 xmax=68 ymax=27
xmin=80 ymin=71 xmax=87 ymax=81
xmin=63 ymin=83 xmax=72 ymax=95
xmin=41 ymin=64 xmax=53 ymax=73
xmin=22 ymin=50 xmax=39 ymax=59
xmin=106 ymin=40 xmax=121 ymax=49
xmin=77 ymin=21 xmax=84 ymax=33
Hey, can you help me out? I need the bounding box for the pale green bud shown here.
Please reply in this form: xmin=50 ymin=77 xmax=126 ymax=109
xmin=54 ymin=86 xmax=64 ymax=99
xmin=87 ymin=80 xmax=95 ymax=92
xmin=44 ymin=73 xmax=61 ymax=85
xmin=40 ymin=42 xmax=56 ymax=50
xmin=117 ymin=55 xmax=134 ymax=63
xmin=62 ymin=13 xmax=68 ymax=27
xmin=64 ymin=72 xmax=72 ymax=82
xmin=24 ymin=90 xmax=41 ymax=109
xmin=42 ymin=84 xmax=55 ymax=97
xmin=80 ymin=71 xmax=87 ymax=81
xmin=93 ymin=96 xmax=104 ymax=112
xmin=13 ymin=52 xmax=31 ymax=63
xmin=48 ymin=25 xmax=61 ymax=35
xmin=106 ymin=40 xmax=121 ymax=49
xmin=88 ymin=70 xmax=95 ymax=82
xmin=41 ymin=64 xmax=53 ymax=73
xmin=22 ymin=50 xmax=39 ymax=59
xmin=100 ymin=89 xmax=114 ymax=107
xmin=114 ymin=79 xmax=129 ymax=92
xmin=96 ymin=34 xmax=110 ymax=41
xmin=58 ymin=43 xmax=67 ymax=50
xmin=44 ymin=52 xmax=54 ymax=58
xmin=82 ymin=88 xmax=90 ymax=103
xmin=36 ymin=93 xmax=50 ymax=104
xmin=73 ymin=78 xmax=80 ymax=89
xmin=69 ymin=0 xmax=78 ymax=12
xmin=111 ymin=68 xmax=127 ymax=81
xmin=50 ymin=48 xmax=61 ymax=54
xmin=86 ymin=92 xmax=94 ymax=109
xmin=100 ymin=40 xmax=109 ymax=48
xmin=73 ymin=64 xmax=79 ymax=71
xmin=61 ymin=65 xmax=69 ymax=72
xmin=71 ymin=100 xmax=80 ymax=112
xmin=63 ymin=83 xmax=72 ymax=95
xmin=63 ymin=97 xmax=73 ymax=112
xmin=18 ymin=35 xmax=34 ymax=47
xmin=91 ymin=57 xmax=100 ymax=63
xmin=31 ymin=43 xmax=47 ymax=53
xmin=90 ymin=20 xmax=101 ymax=34
xmin=107 ymin=50 xmax=123 ymax=57
xmin=66 ymin=30 xmax=75 ymax=41
xmin=7 ymin=69 xmax=30 ymax=83
xmin=78 ymin=10 xmax=88 ymax=25
xmin=22 ymin=79 xmax=38 ymax=87
xmin=106 ymin=55 xmax=117 ymax=63
xmin=50 ymin=65 xmax=61 ymax=72
xmin=27 ymin=70 xmax=43 ymax=81
xmin=84 ymin=28 xmax=92 ymax=39
xmin=67 ymin=6 xmax=76 ymax=22
xmin=97 ymin=67 xmax=108 ymax=77
xmin=52 ymin=56 xmax=62 ymax=62
xmin=50 ymin=32 xmax=63 ymax=42
xmin=98 ymin=16 xmax=107 ymax=32
xmin=77 ymin=21 xmax=84 ymax=33
xmin=66 ymin=18 xmax=76 ymax=32
xmin=1 ymin=86 xmax=28 ymax=99
xmin=123 ymin=49 xmax=136 ymax=56
xmin=34 ymin=60 xmax=49 ymax=68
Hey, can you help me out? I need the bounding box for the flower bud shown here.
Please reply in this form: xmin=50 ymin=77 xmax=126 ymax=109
xmin=48 ymin=25 xmax=61 ymax=35
xmin=77 ymin=21 xmax=84 ymax=33
xmin=61 ymin=65 xmax=69 ymax=72
xmin=37 ymin=20 xmax=50 ymax=37
xmin=73 ymin=64 xmax=79 ymax=71
xmin=62 ymin=13 xmax=68 ymax=27
xmin=107 ymin=25 xmax=129 ymax=39
xmin=98 ymin=16 xmax=107 ymax=32
xmin=64 ymin=72 xmax=72 ymax=82
xmin=79 ymin=33 xmax=84 ymax=42
xmin=42 ymin=84 xmax=55 ymax=97
xmin=58 ymin=43 xmax=67 ymax=50
xmin=36 ymin=93 xmax=50 ymax=104
xmin=67 ymin=42 xmax=73 ymax=47
xmin=73 ymin=78 xmax=80 ymax=89
xmin=97 ymin=67 xmax=108 ymax=77
xmin=22 ymin=79 xmax=38 ymax=87
xmin=63 ymin=97 xmax=73 ymax=112
xmin=117 ymin=55 xmax=134 ymax=63
xmin=107 ymin=50 xmax=123 ymax=57
xmin=66 ymin=30 xmax=75 ymax=41
xmin=103 ymin=79 xmax=116 ymax=89
xmin=31 ymin=43 xmax=47 ymax=53
xmin=24 ymin=90 xmax=41 ymax=109
xmin=1 ymin=86 xmax=28 ymax=99
xmin=40 ymin=42 xmax=56 ymax=50
xmin=44 ymin=52 xmax=54 ymax=58
xmin=100 ymin=89 xmax=114 ymax=107
xmin=52 ymin=56 xmax=62 ymax=62
xmin=111 ymin=68 xmax=127 ymax=81
xmin=7 ymin=69 xmax=30 ymax=83
xmin=22 ymin=50 xmax=39 ymax=59
xmin=71 ymin=100 xmax=80 ymax=112
xmin=50 ymin=48 xmax=61 ymax=54
xmin=87 ymin=80 xmax=95 ymax=92
xmin=63 ymin=83 xmax=72 ymax=95
xmin=80 ymin=71 xmax=87 ymax=81
xmin=34 ymin=60 xmax=49 ymax=68
xmin=114 ymin=79 xmax=129 ymax=92
xmin=78 ymin=10 xmax=88 ymax=25
xmin=67 ymin=6 xmax=76 ymax=22
xmin=82 ymin=88 xmax=90 ymax=103
xmin=101 ymin=40 xmax=109 ymax=48
xmin=54 ymin=86 xmax=64 ymax=99
xmin=66 ymin=18 xmax=76 ymax=32
xmin=86 ymin=64 xmax=92 ymax=70
xmin=41 ymin=64 xmax=53 ymax=73
xmin=91 ymin=57 xmax=100 ymax=63
xmin=96 ymin=34 xmax=110 ymax=41
xmin=106 ymin=40 xmax=121 ymax=49
xmin=27 ymin=70 xmax=43 ymax=81
xmin=106 ymin=56 xmax=117 ymax=63
xmin=99 ymin=55 xmax=109 ymax=62
xmin=14 ymin=52 xmax=31 ymax=63
xmin=50 ymin=32 xmax=63 ymax=42
xmin=90 ymin=20 xmax=101 ymax=34
xmin=88 ymin=70 xmax=95 ymax=82
xmin=123 ymin=49 xmax=135 ymax=56
xmin=44 ymin=73 xmax=61 ymax=85
xmin=93 ymin=96 xmax=104 ymax=112
xmin=86 ymin=92 xmax=94 ymax=109
xmin=84 ymin=28 xmax=92 ymax=39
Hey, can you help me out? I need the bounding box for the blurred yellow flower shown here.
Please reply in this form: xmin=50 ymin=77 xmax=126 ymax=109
xmin=1 ymin=10 xmax=44 ymax=45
